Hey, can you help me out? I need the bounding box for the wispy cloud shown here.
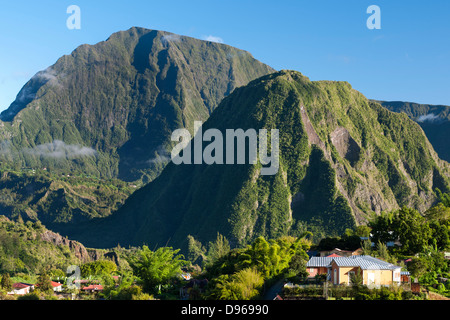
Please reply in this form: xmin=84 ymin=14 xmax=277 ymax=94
xmin=13 ymin=67 xmax=62 ymax=104
xmin=16 ymin=86 xmax=36 ymax=103
xmin=201 ymin=35 xmax=224 ymax=44
xmin=161 ymin=34 xmax=182 ymax=44
xmin=23 ymin=140 xmax=97 ymax=159
xmin=146 ymin=145 xmax=171 ymax=165
xmin=33 ymin=67 xmax=63 ymax=89
xmin=417 ymin=113 xmax=442 ymax=123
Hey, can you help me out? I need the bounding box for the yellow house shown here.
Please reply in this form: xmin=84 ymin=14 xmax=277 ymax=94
xmin=329 ymin=255 xmax=401 ymax=287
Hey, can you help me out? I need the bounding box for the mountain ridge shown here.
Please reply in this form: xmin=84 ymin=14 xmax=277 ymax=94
xmin=375 ymin=100 xmax=450 ymax=163
xmin=0 ymin=27 xmax=275 ymax=183
xmin=61 ymin=70 xmax=450 ymax=251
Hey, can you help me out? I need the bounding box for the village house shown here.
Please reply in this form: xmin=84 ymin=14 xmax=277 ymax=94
xmin=82 ymin=284 xmax=103 ymax=293
xmin=51 ymin=281 xmax=63 ymax=292
xmin=307 ymin=255 xmax=404 ymax=287
xmin=306 ymin=255 xmax=338 ymax=278
xmin=330 ymin=255 xmax=402 ymax=286
xmin=7 ymin=282 xmax=35 ymax=295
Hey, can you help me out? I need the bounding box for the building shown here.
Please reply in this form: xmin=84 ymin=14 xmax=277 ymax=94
xmin=306 ymin=256 xmax=336 ymax=278
xmin=329 ymin=255 xmax=402 ymax=287
xmin=82 ymin=284 xmax=103 ymax=293
xmin=306 ymin=255 xmax=403 ymax=287
xmin=51 ymin=281 xmax=63 ymax=292
xmin=7 ymin=283 xmax=35 ymax=295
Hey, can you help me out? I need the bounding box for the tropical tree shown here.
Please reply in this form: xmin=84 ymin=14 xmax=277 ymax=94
xmin=393 ymin=207 xmax=432 ymax=255
xmin=187 ymin=235 xmax=207 ymax=265
xmin=80 ymin=260 xmax=117 ymax=277
xmin=128 ymin=246 xmax=188 ymax=294
xmin=206 ymin=267 xmax=264 ymax=300
xmin=0 ymin=273 xmax=12 ymax=292
xmin=361 ymin=239 xmax=373 ymax=255
xmin=407 ymin=256 xmax=429 ymax=280
xmin=36 ymin=270 xmax=53 ymax=294
xmin=368 ymin=211 xmax=395 ymax=244
xmin=370 ymin=207 xmax=433 ymax=255
xmin=207 ymin=233 xmax=231 ymax=265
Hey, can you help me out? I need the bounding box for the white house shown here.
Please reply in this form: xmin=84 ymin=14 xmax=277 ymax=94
xmin=51 ymin=281 xmax=63 ymax=292
xmin=8 ymin=283 xmax=35 ymax=295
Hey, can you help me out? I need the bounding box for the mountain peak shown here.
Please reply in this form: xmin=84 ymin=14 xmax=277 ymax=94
xmin=0 ymin=27 xmax=274 ymax=185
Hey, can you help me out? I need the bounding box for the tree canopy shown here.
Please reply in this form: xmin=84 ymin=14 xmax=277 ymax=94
xmin=129 ymin=246 xmax=188 ymax=293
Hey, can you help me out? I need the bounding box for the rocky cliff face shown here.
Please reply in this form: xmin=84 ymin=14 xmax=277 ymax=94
xmin=40 ymin=230 xmax=91 ymax=263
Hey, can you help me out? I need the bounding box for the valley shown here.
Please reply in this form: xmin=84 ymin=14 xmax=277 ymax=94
xmin=0 ymin=26 xmax=449 ymax=304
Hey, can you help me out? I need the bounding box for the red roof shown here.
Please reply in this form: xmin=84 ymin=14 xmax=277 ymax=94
xmin=12 ymin=282 xmax=33 ymax=289
xmin=82 ymin=284 xmax=103 ymax=291
xmin=326 ymin=253 xmax=342 ymax=258
xmin=51 ymin=281 xmax=62 ymax=287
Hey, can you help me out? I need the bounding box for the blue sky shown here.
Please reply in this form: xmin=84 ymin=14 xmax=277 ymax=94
xmin=1 ymin=0 xmax=449 ymax=111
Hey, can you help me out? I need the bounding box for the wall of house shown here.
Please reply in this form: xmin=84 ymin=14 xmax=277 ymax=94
xmin=338 ymin=266 xmax=359 ymax=285
xmin=363 ymin=269 xmax=394 ymax=286
xmin=330 ymin=262 xmax=359 ymax=285
xmin=330 ymin=261 xmax=400 ymax=287
xmin=307 ymin=267 xmax=328 ymax=277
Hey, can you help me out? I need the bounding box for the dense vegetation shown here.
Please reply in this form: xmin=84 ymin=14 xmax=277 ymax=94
xmin=0 ymin=169 xmax=134 ymax=227
xmin=2 ymin=190 xmax=448 ymax=300
xmin=0 ymin=216 xmax=83 ymax=275
xmin=63 ymin=70 xmax=450 ymax=252
xmin=377 ymin=100 xmax=450 ymax=162
xmin=202 ymin=235 xmax=310 ymax=300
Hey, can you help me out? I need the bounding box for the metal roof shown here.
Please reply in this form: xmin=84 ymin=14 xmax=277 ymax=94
xmin=330 ymin=255 xmax=401 ymax=270
xmin=306 ymin=256 xmax=335 ymax=267
xmin=307 ymin=255 xmax=401 ymax=270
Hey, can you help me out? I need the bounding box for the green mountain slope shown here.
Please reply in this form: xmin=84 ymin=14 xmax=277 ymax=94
xmin=0 ymin=27 xmax=274 ymax=183
xmin=64 ymin=70 xmax=450 ymax=250
xmin=376 ymin=100 xmax=450 ymax=163
xmin=0 ymin=169 xmax=134 ymax=227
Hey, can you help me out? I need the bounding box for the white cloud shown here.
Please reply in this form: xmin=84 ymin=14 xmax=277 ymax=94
xmin=417 ymin=113 xmax=441 ymax=123
xmin=23 ymin=140 xmax=97 ymax=159
xmin=16 ymin=86 xmax=36 ymax=103
xmin=161 ymin=34 xmax=182 ymax=44
xmin=33 ymin=67 xmax=63 ymax=89
xmin=146 ymin=145 xmax=171 ymax=165
xmin=201 ymin=35 xmax=224 ymax=44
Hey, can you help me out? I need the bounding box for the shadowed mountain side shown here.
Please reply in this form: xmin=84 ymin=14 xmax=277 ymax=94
xmin=376 ymin=100 xmax=450 ymax=163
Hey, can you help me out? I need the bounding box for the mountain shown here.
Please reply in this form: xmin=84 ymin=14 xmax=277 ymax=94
xmin=376 ymin=100 xmax=450 ymax=163
xmin=64 ymin=70 xmax=450 ymax=251
xmin=0 ymin=27 xmax=274 ymax=183
xmin=0 ymin=169 xmax=134 ymax=227
xmin=0 ymin=215 xmax=131 ymax=275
